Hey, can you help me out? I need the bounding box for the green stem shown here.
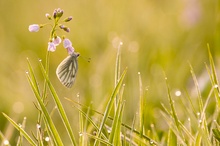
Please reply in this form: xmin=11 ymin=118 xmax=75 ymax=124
xmin=42 ymin=18 xmax=58 ymax=100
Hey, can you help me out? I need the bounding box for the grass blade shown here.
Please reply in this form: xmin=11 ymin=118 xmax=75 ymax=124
xmin=167 ymin=129 xmax=177 ymax=146
xmin=109 ymin=95 xmax=124 ymax=144
xmin=207 ymin=45 xmax=220 ymax=107
xmin=73 ymin=104 xmax=108 ymax=140
xmin=65 ymin=97 xmax=158 ymax=145
xmin=26 ymin=72 xmax=63 ymax=146
xmin=16 ymin=117 xmax=27 ymax=146
xmin=189 ymin=63 xmax=204 ymax=114
xmin=94 ymin=68 xmax=127 ymax=146
xmin=165 ymin=78 xmax=182 ymax=135
xmin=39 ymin=60 xmax=77 ymax=146
xmin=114 ymin=101 xmax=125 ymax=145
xmin=27 ymin=58 xmax=40 ymax=95
xmin=138 ymin=72 xmax=145 ymax=145
xmin=114 ymin=42 xmax=122 ymax=112
xmin=2 ymin=113 xmax=37 ymax=146
xmin=213 ymin=129 xmax=220 ymax=142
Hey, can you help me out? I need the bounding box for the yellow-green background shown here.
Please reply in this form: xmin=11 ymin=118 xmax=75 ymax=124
xmin=0 ymin=0 xmax=219 ymax=144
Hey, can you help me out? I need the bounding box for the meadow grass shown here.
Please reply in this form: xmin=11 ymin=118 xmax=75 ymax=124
xmin=1 ymin=45 xmax=220 ymax=146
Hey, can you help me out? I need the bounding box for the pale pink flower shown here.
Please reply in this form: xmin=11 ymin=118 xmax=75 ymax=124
xmin=53 ymin=36 xmax=61 ymax=46
xmin=63 ymin=38 xmax=72 ymax=48
xmin=48 ymin=42 xmax=56 ymax=52
xmin=28 ymin=24 xmax=40 ymax=32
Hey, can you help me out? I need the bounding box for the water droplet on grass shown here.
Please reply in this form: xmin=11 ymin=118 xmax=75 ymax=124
xmin=149 ymin=140 xmax=154 ymax=145
xmin=18 ymin=123 xmax=22 ymax=128
xmin=3 ymin=140 xmax=9 ymax=145
xmin=79 ymin=132 xmax=83 ymax=136
xmin=37 ymin=124 xmax=41 ymax=129
xmin=214 ymin=84 xmax=218 ymax=88
xmin=175 ymin=90 xmax=181 ymax=97
xmin=45 ymin=137 xmax=50 ymax=142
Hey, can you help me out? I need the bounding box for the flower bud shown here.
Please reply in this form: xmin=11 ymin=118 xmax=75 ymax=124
xmin=53 ymin=8 xmax=63 ymax=19
xmin=59 ymin=24 xmax=65 ymax=29
xmin=45 ymin=13 xmax=52 ymax=20
xmin=59 ymin=25 xmax=70 ymax=32
xmin=64 ymin=16 xmax=73 ymax=22
xmin=63 ymin=27 xmax=70 ymax=33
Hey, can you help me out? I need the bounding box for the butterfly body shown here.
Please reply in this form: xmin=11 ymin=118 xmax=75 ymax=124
xmin=56 ymin=52 xmax=80 ymax=88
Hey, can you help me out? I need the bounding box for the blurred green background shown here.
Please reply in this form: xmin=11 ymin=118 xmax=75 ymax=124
xmin=0 ymin=0 xmax=219 ymax=144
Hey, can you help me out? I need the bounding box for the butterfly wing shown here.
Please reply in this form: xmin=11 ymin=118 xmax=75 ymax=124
xmin=56 ymin=52 xmax=79 ymax=88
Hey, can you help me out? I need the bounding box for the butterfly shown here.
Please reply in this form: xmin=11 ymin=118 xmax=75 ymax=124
xmin=56 ymin=52 xmax=80 ymax=88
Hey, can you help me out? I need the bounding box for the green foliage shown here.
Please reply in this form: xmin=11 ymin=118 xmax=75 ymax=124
xmin=3 ymin=41 xmax=220 ymax=145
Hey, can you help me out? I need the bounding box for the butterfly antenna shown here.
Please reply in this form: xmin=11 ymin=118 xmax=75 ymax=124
xmin=80 ymin=55 xmax=91 ymax=63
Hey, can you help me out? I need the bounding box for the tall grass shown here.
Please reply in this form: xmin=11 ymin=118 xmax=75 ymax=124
xmin=2 ymin=43 xmax=220 ymax=145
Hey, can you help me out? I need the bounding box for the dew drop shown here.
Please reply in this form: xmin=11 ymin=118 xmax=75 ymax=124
xmin=198 ymin=119 xmax=202 ymax=123
xmin=37 ymin=124 xmax=41 ymax=129
xmin=149 ymin=140 xmax=154 ymax=145
xmin=107 ymin=129 xmax=111 ymax=133
xmin=197 ymin=112 xmax=200 ymax=116
xmin=79 ymin=132 xmax=83 ymax=136
xmin=38 ymin=59 xmax=42 ymax=62
xmin=25 ymin=71 xmax=29 ymax=74
xmin=138 ymin=72 xmax=140 ymax=75
xmin=3 ymin=140 xmax=9 ymax=145
xmin=175 ymin=90 xmax=181 ymax=97
xmin=214 ymin=84 xmax=218 ymax=88
xmin=18 ymin=124 xmax=22 ymax=128
xmin=119 ymin=41 xmax=123 ymax=46
xmin=45 ymin=137 xmax=50 ymax=142
xmin=188 ymin=118 xmax=191 ymax=121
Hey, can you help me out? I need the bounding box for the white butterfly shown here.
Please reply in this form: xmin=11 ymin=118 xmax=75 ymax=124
xmin=56 ymin=52 xmax=80 ymax=88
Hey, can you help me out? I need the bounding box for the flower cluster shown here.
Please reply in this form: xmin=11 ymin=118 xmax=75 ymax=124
xmin=28 ymin=8 xmax=74 ymax=55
